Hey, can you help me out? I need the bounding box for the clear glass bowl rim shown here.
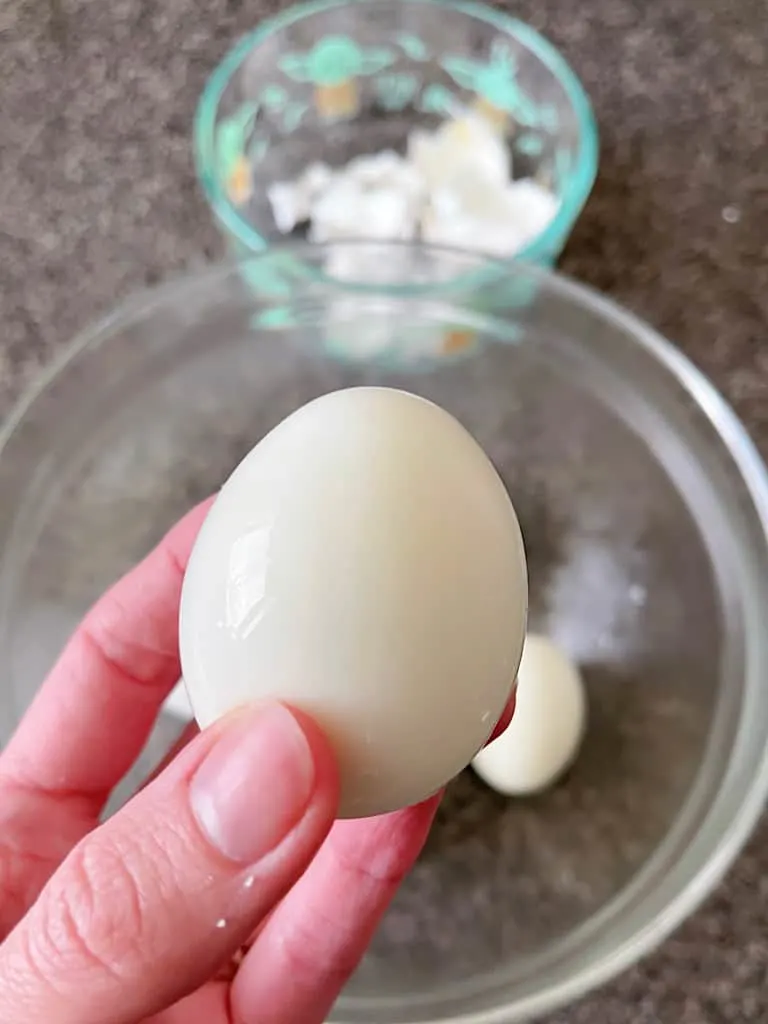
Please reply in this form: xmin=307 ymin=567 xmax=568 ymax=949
xmin=1 ymin=252 xmax=768 ymax=1023
xmin=193 ymin=0 xmax=599 ymax=264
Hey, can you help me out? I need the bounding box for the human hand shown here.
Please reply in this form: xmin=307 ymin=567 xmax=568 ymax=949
xmin=0 ymin=500 xmax=445 ymax=1024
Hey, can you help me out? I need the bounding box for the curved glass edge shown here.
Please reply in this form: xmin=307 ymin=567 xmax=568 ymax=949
xmin=1 ymin=257 xmax=767 ymax=1024
xmin=323 ymin=283 xmax=768 ymax=1020
xmin=193 ymin=0 xmax=599 ymax=267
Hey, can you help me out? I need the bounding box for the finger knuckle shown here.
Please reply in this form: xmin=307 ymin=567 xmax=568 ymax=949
xmin=277 ymin=906 xmax=361 ymax=986
xmin=330 ymin=832 xmax=406 ymax=889
xmin=30 ymin=838 xmax=145 ymax=983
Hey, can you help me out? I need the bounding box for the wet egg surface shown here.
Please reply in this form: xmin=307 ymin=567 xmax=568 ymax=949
xmin=180 ymin=387 xmax=527 ymax=817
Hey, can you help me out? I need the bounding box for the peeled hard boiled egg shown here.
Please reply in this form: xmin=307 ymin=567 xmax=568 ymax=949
xmin=179 ymin=387 xmax=527 ymax=818
xmin=471 ymin=634 xmax=586 ymax=796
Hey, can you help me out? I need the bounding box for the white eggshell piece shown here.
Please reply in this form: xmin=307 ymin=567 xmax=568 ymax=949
xmin=326 ymin=298 xmax=401 ymax=360
xmin=321 ymin=248 xmax=446 ymax=361
xmin=437 ymin=116 xmax=511 ymax=185
xmin=299 ymin=161 xmax=334 ymax=199
xmin=344 ymin=152 xmax=426 ymax=214
xmin=265 ymin=112 xmax=557 ymax=253
xmin=268 ymin=163 xmax=336 ymax=234
xmin=180 ymin=388 xmax=528 ymax=818
xmin=323 ymin=244 xmax=414 ymax=283
xmin=345 ymin=150 xmax=407 ymax=184
xmin=501 ymin=179 xmax=561 ymax=246
xmin=266 ymin=181 xmax=307 ymax=234
xmin=360 ymin=188 xmax=419 ymax=241
xmin=306 ymin=177 xmax=361 ymax=241
xmin=310 ymin=177 xmax=418 ymax=242
xmin=406 ymin=128 xmax=443 ymax=186
xmin=421 ymin=203 xmax=527 ymax=258
xmin=471 ymin=634 xmax=586 ymax=796
xmin=163 ymin=679 xmax=193 ymax=721
xmin=420 ymin=165 xmax=559 ymax=258
xmin=407 ymin=115 xmax=510 ymax=191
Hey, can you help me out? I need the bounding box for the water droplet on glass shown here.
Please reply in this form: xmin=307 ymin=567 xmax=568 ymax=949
xmin=721 ymin=205 xmax=741 ymax=224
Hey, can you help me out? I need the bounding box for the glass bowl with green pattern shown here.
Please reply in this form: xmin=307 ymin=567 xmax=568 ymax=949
xmin=194 ymin=0 xmax=598 ymax=270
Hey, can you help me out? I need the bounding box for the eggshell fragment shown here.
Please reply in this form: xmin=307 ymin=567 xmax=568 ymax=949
xmin=407 ymin=115 xmax=511 ymax=190
xmin=310 ymin=176 xmax=419 ymax=242
xmin=500 ymin=179 xmax=561 ymax=247
xmin=264 ymin=112 xmax=559 ymax=257
xmin=268 ymin=162 xmax=335 ymax=233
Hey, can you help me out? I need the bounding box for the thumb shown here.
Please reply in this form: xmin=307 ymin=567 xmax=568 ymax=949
xmin=0 ymin=702 xmax=339 ymax=1024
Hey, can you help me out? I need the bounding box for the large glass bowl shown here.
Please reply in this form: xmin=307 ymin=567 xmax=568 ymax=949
xmin=1 ymin=246 xmax=768 ymax=1023
xmin=194 ymin=0 xmax=597 ymax=268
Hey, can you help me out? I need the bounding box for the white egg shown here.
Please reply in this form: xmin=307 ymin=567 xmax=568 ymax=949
xmin=180 ymin=388 xmax=527 ymax=818
xmin=471 ymin=634 xmax=586 ymax=796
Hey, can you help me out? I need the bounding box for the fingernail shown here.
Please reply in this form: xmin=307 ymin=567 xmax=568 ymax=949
xmin=189 ymin=703 xmax=315 ymax=863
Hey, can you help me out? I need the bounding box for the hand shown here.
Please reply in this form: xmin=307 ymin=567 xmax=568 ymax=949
xmin=0 ymin=500 xmax=441 ymax=1024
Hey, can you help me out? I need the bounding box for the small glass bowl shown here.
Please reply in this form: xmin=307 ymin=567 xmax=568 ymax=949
xmin=194 ymin=0 xmax=598 ymax=268
xmin=1 ymin=245 xmax=768 ymax=1022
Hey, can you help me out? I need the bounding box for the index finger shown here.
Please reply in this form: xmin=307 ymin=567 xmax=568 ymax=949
xmin=0 ymin=498 xmax=213 ymax=811
xmin=231 ymin=795 xmax=440 ymax=1024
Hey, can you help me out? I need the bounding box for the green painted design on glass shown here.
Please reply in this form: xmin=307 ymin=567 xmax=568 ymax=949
xmin=279 ymin=36 xmax=394 ymax=86
xmin=395 ymin=32 xmax=429 ymax=61
xmin=259 ymin=84 xmax=289 ymax=110
xmin=515 ymin=131 xmax=544 ymax=157
xmin=250 ymin=307 xmax=298 ymax=329
xmin=215 ymin=102 xmax=258 ymax=180
xmin=417 ymin=83 xmax=460 ymax=117
xmin=441 ymin=38 xmax=540 ymax=127
xmin=505 ymin=278 xmax=537 ymax=308
xmin=375 ymin=72 xmax=419 ymax=111
xmin=216 ymin=122 xmax=244 ymax=181
xmin=239 ymin=255 xmax=292 ymax=299
xmin=195 ymin=0 xmax=599 ymax=268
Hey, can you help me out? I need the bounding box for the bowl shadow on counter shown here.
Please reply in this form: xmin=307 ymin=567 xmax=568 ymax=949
xmin=359 ymin=658 xmax=712 ymax=990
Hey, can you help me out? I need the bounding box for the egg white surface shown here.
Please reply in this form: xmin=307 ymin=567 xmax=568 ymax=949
xmin=180 ymin=388 xmax=527 ymax=817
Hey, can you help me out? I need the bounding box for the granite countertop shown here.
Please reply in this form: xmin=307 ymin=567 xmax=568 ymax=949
xmin=1 ymin=0 xmax=767 ymax=1020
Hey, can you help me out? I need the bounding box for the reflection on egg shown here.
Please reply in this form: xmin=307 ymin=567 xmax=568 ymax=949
xmin=180 ymin=387 xmax=528 ymax=818
xmin=471 ymin=634 xmax=587 ymax=796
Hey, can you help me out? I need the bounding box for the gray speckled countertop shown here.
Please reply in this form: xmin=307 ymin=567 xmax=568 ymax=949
xmin=1 ymin=0 xmax=767 ymax=1020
